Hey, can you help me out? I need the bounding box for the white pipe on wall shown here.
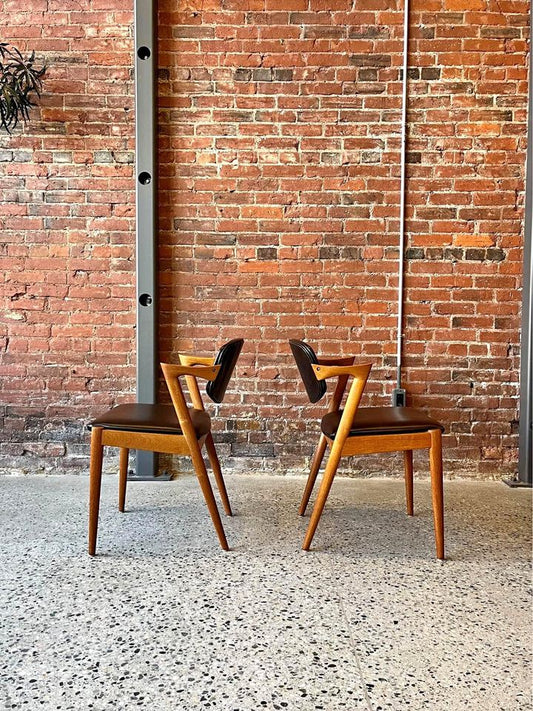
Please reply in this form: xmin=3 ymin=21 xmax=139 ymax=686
xmin=395 ymin=0 xmax=410 ymax=393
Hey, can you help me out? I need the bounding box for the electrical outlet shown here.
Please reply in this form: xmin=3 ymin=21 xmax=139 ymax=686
xmin=392 ymin=388 xmax=406 ymax=407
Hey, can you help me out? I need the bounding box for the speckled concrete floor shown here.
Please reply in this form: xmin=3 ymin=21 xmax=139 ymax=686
xmin=0 ymin=475 xmax=531 ymax=711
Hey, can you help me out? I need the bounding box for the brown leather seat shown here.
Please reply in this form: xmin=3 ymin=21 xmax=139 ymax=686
xmin=322 ymin=406 xmax=445 ymax=439
xmin=90 ymin=403 xmax=211 ymax=439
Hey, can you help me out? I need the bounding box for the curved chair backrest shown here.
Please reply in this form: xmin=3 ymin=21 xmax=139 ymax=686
xmin=206 ymin=338 xmax=244 ymax=404
xmin=289 ymin=339 xmax=327 ymax=403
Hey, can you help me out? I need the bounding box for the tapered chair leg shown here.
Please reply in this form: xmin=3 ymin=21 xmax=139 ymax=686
xmin=190 ymin=441 xmax=229 ymax=551
xmin=429 ymin=429 xmax=444 ymax=560
xmin=302 ymin=441 xmax=343 ymax=551
xmin=88 ymin=427 xmax=104 ymax=556
xmin=205 ymin=433 xmax=232 ymax=516
xmin=118 ymin=447 xmax=129 ymax=513
xmin=299 ymin=434 xmax=328 ymax=516
xmin=404 ymin=449 xmax=414 ymax=516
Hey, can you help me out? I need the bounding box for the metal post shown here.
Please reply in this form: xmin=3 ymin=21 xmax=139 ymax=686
xmin=518 ymin=199 xmax=532 ymax=485
xmin=134 ymin=0 xmax=158 ymax=478
xmin=517 ymin=4 xmax=533 ymax=485
xmin=506 ymin=6 xmax=532 ymax=487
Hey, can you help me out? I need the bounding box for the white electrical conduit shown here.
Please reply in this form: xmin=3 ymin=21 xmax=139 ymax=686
xmin=395 ymin=0 xmax=410 ymax=393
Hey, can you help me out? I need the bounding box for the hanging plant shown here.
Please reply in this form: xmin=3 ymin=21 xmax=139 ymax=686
xmin=0 ymin=43 xmax=45 ymax=133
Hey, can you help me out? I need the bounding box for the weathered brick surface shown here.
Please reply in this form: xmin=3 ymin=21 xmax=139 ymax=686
xmin=0 ymin=1 xmax=528 ymax=479
xmin=0 ymin=2 xmax=136 ymax=474
xmin=157 ymin=0 xmax=528 ymax=479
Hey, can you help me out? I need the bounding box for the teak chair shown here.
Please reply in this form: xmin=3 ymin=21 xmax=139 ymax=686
xmin=88 ymin=338 xmax=244 ymax=555
xmin=289 ymin=340 xmax=445 ymax=559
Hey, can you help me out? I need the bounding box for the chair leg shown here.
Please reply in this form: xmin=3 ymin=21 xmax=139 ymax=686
xmin=88 ymin=427 xmax=104 ymax=556
xmin=429 ymin=429 xmax=445 ymax=560
xmin=190 ymin=441 xmax=229 ymax=551
xmin=118 ymin=447 xmax=129 ymax=513
xmin=404 ymin=449 xmax=414 ymax=516
xmin=205 ymin=433 xmax=232 ymax=516
xmin=302 ymin=444 xmax=343 ymax=551
xmin=299 ymin=434 xmax=328 ymax=516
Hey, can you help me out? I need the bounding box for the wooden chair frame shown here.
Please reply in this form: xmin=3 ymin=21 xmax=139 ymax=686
xmin=89 ymin=356 xmax=232 ymax=555
xmin=299 ymin=358 xmax=445 ymax=559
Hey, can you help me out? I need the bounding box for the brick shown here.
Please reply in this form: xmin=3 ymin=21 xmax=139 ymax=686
xmin=349 ymin=54 xmax=392 ymax=68
xmin=421 ymin=67 xmax=441 ymax=80
xmin=0 ymin=1 xmax=526 ymax=480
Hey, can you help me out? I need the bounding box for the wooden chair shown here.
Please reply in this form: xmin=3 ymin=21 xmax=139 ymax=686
xmin=88 ymin=338 xmax=244 ymax=555
xmin=289 ymin=340 xmax=445 ymax=559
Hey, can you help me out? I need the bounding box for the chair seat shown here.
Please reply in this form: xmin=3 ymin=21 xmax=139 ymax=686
xmin=321 ymin=406 xmax=444 ymax=439
xmin=90 ymin=404 xmax=211 ymax=439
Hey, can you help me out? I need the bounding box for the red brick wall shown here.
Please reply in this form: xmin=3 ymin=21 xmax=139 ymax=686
xmin=0 ymin=0 xmax=528 ymax=478
xmin=0 ymin=1 xmax=136 ymax=473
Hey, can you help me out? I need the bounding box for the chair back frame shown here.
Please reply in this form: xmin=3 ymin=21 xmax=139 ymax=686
xmin=161 ymin=362 xmax=220 ymax=449
xmin=313 ymin=362 xmax=373 ymax=446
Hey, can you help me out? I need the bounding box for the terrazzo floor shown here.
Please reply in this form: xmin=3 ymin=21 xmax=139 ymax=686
xmin=0 ymin=474 xmax=531 ymax=711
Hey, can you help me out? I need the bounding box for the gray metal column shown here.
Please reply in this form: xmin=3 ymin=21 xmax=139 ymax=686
xmin=134 ymin=0 xmax=158 ymax=478
xmin=517 ymin=5 xmax=532 ymax=485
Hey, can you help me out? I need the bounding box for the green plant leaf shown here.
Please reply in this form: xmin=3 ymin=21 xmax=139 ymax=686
xmin=0 ymin=42 xmax=46 ymax=132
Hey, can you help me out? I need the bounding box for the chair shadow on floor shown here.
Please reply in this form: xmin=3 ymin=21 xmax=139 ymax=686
xmin=88 ymin=475 xmax=531 ymax=563
xmin=296 ymin=496 xmax=531 ymax=563
xmin=298 ymin=504 xmax=441 ymax=559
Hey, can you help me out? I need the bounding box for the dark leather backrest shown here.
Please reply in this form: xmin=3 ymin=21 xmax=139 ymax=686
xmin=289 ymin=339 xmax=327 ymax=403
xmin=206 ymin=339 xmax=244 ymax=403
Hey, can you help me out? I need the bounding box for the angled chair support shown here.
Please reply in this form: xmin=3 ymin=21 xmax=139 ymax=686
xmin=289 ymin=339 xmax=445 ymax=559
xmin=88 ymin=339 xmax=244 ymax=555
